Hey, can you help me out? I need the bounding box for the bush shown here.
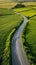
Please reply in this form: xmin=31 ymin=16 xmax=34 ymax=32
xmin=14 ymin=4 xmax=25 ymax=8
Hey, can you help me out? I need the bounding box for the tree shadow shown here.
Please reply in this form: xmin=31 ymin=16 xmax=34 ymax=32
xmin=0 ymin=57 xmax=2 ymax=65
xmin=27 ymin=14 xmax=36 ymax=19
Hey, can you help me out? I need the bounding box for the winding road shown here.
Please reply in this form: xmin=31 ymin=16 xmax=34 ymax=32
xmin=11 ymin=14 xmax=30 ymax=65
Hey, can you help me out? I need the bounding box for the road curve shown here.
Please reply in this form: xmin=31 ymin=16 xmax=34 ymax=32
xmin=11 ymin=14 xmax=30 ymax=65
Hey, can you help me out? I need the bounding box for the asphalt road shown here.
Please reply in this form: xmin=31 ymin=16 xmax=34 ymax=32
xmin=11 ymin=15 xmax=30 ymax=65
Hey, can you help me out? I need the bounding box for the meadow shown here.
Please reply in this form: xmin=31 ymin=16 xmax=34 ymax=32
xmin=0 ymin=3 xmax=17 ymax=8
xmin=0 ymin=8 xmax=23 ymax=65
xmin=22 ymin=16 xmax=36 ymax=65
xmin=0 ymin=2 xmax=36 ymax=65
xmin=14 ymin=7 xmax=36 ymax=17
xmin=14 ymin=6 xmax=36 ymax=65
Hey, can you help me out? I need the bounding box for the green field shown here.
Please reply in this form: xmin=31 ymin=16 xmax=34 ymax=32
xmin=14 ymin=7 xmax=36 ymax=17
xmin=22 ymin=16 xmax=36 ymax=65
xmin=19 ymin=8 xmax=36 ymax=65
xmin=0 ymin=3 xmax=36 ymax=65
xmin=0 ymin=8 xmax=23 ymax=65
xmin=14 ymin=6 xmax=36 ymax=65
xmin=0 ymin=3 xmax=17 ymax=8
xmin=26 ymin=16 xmax=36 ymax=65
xmin=0 ymin=2 xmax=36 ymax=8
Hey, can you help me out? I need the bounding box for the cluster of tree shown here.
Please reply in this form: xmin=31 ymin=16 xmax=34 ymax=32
xmin=14 ymin=3 xmax=25 ymax=8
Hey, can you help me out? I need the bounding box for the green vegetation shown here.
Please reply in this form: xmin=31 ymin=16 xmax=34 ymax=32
xmin=22 ymin=16 xmax=36 ymax=65
xmin=0 ymin=3 xmax=36 ymax=65
xmin=0 ymin=8 xmax=23 ymax=65
xmin=20 ymin=8 xmax=36 ymax=65
xmin=0 ymin=3 xmax=17 ymax=8
xmin=14 ymin=7 xmax=36 ymax=17
xmin=14 ymin=6 xmax=36 ymax=65
xmin=14 ymin=4 xmax=25 ymax=8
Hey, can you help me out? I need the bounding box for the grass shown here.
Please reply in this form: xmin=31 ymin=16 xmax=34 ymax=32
xmin=22 ymin=2 xmax=36 ymax=6
xmin=14 ymin=7 xmax=36 ymax=17
xmin=14 ymin=7 xmax=32 ymax=12
xmin=0 ymin=3 xmax=17 ymax=8
xmin=22 ymin=13 xmax=36 ymax=65
xmin=27 ymin=16 xmax=36 ymax=63
xmin=0 ymin=8 xmax=14 ymax=15
xmin=19 ymin=10 xmax=36 ymax=17
xmin=0 ymin=2 xmax=36 ymax=8
xmin=14 ymin=6 xmax=36 ymax=65
xmin=0 ymin=3 xmax=36 ymax=65
xmin=0 ymin=8 xmax=23 ymax=65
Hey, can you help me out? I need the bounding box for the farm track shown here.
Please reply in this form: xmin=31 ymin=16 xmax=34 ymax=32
xmin=11 ymin=14 xmax=30 ymax=65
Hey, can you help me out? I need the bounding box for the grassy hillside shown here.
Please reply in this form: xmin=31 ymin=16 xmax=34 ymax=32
xmin=0 ymin=8 xmax=23 ymax=65
xmin=14 ymin=6 xmax=36 ymax=65
xmin=22 ymin=16 xmax=36 ymax=65
xmin=0 ymin=2 xmax=36 ymax=65
xmin=27 ymin=16 xmax=36 ymax=64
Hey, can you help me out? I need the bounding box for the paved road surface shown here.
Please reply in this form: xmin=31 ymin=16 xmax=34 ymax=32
xmin=11 ymin=15 xmax=30 ymax=65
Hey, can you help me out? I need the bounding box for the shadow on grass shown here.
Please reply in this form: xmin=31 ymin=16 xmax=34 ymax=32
xmin=0 ymin=57 xmax=2 ymax=65
xmin=0 ymin=13 xmax=15 ymax=17
xmin=27 ymin=14 xmax=36 ymax=19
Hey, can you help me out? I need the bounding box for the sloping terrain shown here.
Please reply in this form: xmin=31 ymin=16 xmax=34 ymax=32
xmin=0 ymin=8 xmax=23 ymax=65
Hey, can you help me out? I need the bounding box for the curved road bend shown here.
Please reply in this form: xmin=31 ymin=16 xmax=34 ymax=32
xmin=11 ymin=15 xmax=30 ymax=65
